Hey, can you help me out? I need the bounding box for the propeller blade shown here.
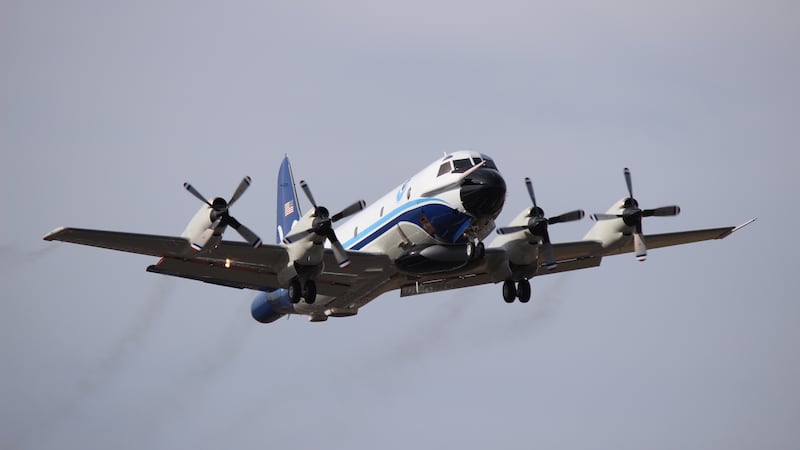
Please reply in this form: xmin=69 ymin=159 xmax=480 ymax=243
xmin=496 ymin=225 xmax=528 ymax=235
xmin=549 ymin=209 xmax=585 ymax=225
xmin=227 ymin=217 xmax=262 ymax=248
xmin=322 ymin=228 xmax=351 ymax=268
xmin=331 ymin=200 xmax=367 ymax=222
xmin=624 ymin=167 xmax=634 ymax=199
xmin=524 ymin=177 xmax=537 ymax=208
xmin=228 ymin=176 xmax=252 ymax=207
xmin=541 ymin=242 xmax=556 ymax=269
xmin=283 ymin=228 xmax=314 ymax=244
xmin=183 ymin=182 xmax=212 ymax=206
xmin=540 ymin=228 xmax=556 ymax=269
xmin=590 ymin=213 xmax=620 ymax=221
xmin=634 ymin=233 xmax=647 ymax=261
xmin=330 ymin=240 xmax=350 ymax=268
xmin=643 ymin=205 xmax=681 ymax=217
xmin=190 ymin=218 xmax=222 ymax=251
xmin=299 ymin=180 xmax=317 ymax=209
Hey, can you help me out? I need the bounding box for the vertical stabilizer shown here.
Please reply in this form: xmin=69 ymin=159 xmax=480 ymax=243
xmin=276 ymin=155 xmax=301 ymax=244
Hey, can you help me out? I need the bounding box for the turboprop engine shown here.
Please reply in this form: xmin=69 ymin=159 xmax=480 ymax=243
xmin=181 ymin=176 xmax=262 ymax=252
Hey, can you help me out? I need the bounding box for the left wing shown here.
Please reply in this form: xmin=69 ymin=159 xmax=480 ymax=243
xmin=398 ymin=240 xmax=603 ymax=297
xmin=398 ymin=220 xmax=754 ymax=297
xmin=595 ymin=222 xmax=755 ymax=257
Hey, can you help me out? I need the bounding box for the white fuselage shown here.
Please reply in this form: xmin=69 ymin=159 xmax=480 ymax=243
xmin=288 ymin=150 xmax=503 ymax=315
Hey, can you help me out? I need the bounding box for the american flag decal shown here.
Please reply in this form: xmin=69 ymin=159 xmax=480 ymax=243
xmin=284 ymin=200 xmax=295 ymax=217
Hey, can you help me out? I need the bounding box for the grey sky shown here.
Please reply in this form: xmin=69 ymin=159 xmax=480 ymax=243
xmin=2 ymin=1 xmax=798 ymax=449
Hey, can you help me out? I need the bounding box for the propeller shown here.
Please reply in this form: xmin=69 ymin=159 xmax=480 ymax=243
xmin=590 ymin=168 xmax=680 ymax=261
xmin=496 ymin=177 xmax=585 ymax=269
xmin=283 ymin=180 xmax=366 ymax=268
xmin=184 ymin=176 xmax=263 ymax=248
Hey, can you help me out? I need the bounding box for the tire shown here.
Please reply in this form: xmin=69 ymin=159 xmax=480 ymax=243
xmin=517 ymin=279 xmax=531 ymax=303
xmin=304 ymin=280 xmax=317 ymax=305
xmin=502 ymin=280 xmax=516 ymax=303
xmin=288 ymin=278 xmax=302 ymax=304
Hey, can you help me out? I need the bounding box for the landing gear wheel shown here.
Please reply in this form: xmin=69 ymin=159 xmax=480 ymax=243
xmin=288 ymin=278 xmax=302 ymax=304
xmin=517 ymin=279 xmax=531 ymax=303
xmin=475 ymin=241 xmax=485 ymax=260
xmin=502 ymin=280 xmax=517 ymax=303
xmin=467 ymin=240 xmax=486 ymax=262
xmin=303 ymin=280 xmax=317 ymax=305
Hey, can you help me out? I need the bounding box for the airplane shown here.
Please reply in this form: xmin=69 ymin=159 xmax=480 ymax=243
xmin=43 ymin=151 xmax=755 ymax=323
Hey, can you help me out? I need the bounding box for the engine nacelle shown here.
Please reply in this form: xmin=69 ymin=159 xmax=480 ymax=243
xmin=395 ymin=244 xmax=471 ymax=274
xmin=250 ymin=290 xmax=295 ymax=323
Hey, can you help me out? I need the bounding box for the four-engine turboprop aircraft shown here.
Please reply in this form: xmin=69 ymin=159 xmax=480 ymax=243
xmin=44 ymin=151 xmax=754 ymax=323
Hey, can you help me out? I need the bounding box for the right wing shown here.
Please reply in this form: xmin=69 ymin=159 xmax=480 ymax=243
xmin=44 ymin=226 xmax=397 ymax=303
xmin=43 ymin=227 xmax=194 ymax=257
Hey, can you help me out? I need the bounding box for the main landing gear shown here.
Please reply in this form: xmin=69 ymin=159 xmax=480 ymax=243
xmin=288 ymin=278 xmax=317 ymax=305
xmin=502 ymin=279 xmax=531 ymax=303
xmin=467 ymin=240 xmax=485 ymax=261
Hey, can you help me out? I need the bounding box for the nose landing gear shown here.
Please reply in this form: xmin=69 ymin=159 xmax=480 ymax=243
xmin=502 ymin=279 xmax=531 ymax=303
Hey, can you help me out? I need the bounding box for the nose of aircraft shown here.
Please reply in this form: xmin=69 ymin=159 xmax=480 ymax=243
xmin=460 ymin=168 xmax=507 ymax=218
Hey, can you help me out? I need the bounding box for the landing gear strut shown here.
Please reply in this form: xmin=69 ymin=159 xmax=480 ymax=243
xmin=502 ymin=279 xmax=532 ymax=303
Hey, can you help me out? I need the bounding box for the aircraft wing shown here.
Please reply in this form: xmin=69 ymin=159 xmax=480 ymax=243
xmin=596 ymin=222 xmax=754 ymax=257
xmin=398 ymin=240 xmax=604 ymax=297
xmin=147 ymin=248 xmax=396 ymax=302
xmin=398 ymin=220 xmax=754 ymax=297
xmin=44 ymin=227 xmax=194 ymax=257
xmin=44 ymin=226 xmax=397 ymax=300
xmin=44 ymin=226 xmax=289 ymax=285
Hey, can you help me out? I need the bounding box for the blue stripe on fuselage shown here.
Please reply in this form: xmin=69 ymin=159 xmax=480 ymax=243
xmin=343 ymin=198 xmax=471 ymax=250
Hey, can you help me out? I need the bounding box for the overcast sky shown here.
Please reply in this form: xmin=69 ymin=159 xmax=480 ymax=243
xmin=2 ymin=1 xmax=798 ymax=449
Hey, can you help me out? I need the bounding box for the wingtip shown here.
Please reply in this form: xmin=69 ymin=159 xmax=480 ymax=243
xmin=718 ymin=218 xmax=757 ymax=239
xmin=42 ymin=227 xmax=67 ymax=241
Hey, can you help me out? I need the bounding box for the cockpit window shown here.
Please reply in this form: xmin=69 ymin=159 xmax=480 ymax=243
xmin=439 ymin=156 xmax=497 ymax=175
xmin=452 ymin=158 xmax=473 ymax=173
xmin=437 ymin=162 xmax=452 ymax=177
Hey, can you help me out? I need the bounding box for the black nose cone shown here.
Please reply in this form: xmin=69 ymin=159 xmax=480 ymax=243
xmin=460 ymin=168 xmax=506 ymax=218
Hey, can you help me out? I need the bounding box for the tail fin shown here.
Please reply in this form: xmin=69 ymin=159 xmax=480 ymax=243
xmin=276 ymin=155 xmax=301 ymax=244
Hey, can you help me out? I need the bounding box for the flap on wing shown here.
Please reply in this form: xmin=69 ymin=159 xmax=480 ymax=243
xmin=551 ymin=240 xmax=604 ymax=262
xmin=147 ymin=258 xmax=272 ymax=291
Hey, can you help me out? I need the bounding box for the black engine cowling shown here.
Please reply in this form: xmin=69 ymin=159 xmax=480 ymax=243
xmin=394 ymin=244 xmax=471 ymax=274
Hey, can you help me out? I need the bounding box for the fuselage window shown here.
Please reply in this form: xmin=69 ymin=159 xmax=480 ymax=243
xmin=452 ymin=158 xmax=473 ymax=173
xmin=354 ymin=227 xmax=358 ymax=237
xmin=380 ymin=206 xmax=384 ymax=217
xmin=437 ymin=162 xmax=452 ymax=177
